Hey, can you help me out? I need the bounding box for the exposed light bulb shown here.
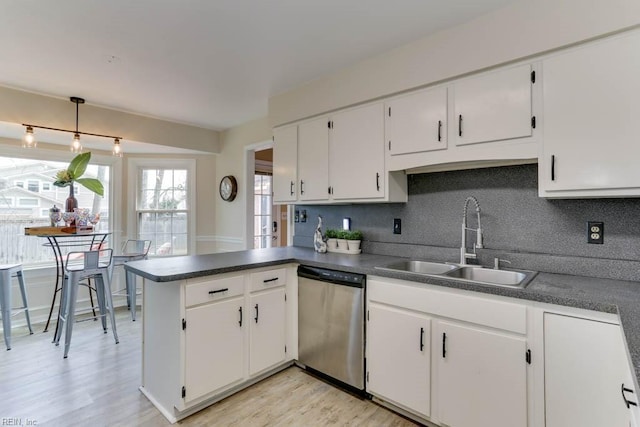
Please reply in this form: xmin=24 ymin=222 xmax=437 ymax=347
xmin=112 ymin=138 xmax=123 ymax=157
xmin=22 ymin=126 xmax=37 ymax=148
xmin=71 ymin=132 xmax=82 ymax=153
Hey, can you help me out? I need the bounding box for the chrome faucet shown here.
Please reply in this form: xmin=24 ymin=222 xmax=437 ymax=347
xmin=460 ymin=196 xmax=484 ymax=265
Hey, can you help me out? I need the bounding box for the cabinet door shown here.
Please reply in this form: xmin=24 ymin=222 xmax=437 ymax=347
xmin=367 ymin=303 xmax=431 ymax=417
xmin=184 ymin=296 xmax=244 ymax=402
xmin=436 ymin=321 xmax=527 ymax=427
xmin=453 ymin=64 xmax=532 ymax=146
xmin=544 ymin=313 xmax=632 ymax=427
xmin=273 ymin=125 xmax=298 ymax=203
xmin=249 ymin=287 xmax=286 ymax=376
xmin=386 ymin=87 xmax=447 ymax=156
xmin=541 ymin=31 xmax=640 ymax=193
xmin=329 ymin=103 xmax=385 ymax=200
xmin=298 ymin=117 xmax=329 ymax=202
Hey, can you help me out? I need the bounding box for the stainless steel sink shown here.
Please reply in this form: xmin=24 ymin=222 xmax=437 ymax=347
xmin=442 ymin=266 xmax=536 ymax=288
xmin=376 ymin=260 xmax=459 ymax=275
xmin=375 ymin=260 xmax=537 ymax=288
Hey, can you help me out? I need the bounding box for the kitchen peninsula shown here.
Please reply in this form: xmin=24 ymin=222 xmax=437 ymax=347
xmin=126 ymin=246 xmax=640 ymax=426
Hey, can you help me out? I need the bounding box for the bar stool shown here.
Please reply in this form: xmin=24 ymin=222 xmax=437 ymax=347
xmin=113 ymin=240 xmax=151 ymax=321
xmin=54 ymin=249 xmax=119 ymax=358
xmin=0 ymin=264 xmax=33 ymax=350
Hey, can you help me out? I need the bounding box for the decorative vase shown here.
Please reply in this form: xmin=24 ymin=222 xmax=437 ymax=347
xmin=65 ymin=184 xmax=78 ymax=226
xmin=65 ymin=183 xmax=78 ymax=213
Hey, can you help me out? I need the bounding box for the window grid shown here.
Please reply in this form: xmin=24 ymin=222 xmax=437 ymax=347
xmin=137 ymin=168 xmax=189 ymax=256
xmin=254 ymin=174 xmax=272 ymax=249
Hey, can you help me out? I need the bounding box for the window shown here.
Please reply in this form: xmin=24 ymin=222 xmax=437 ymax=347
xmin=135 ymin=163 xmax=193 ymax=256
xmin=254 ymin=173 xmax=273 ymax=249
xmin=0 ymin=155 xmax=112 ymax=266
xmin=42 ymin=182 xmax=50 ymax=191
xmin=18 ymin=198 xmax=38 ymax=207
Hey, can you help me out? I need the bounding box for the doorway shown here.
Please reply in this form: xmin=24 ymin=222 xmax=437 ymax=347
xmin=253 ymin=148 xmax=287 ymax=248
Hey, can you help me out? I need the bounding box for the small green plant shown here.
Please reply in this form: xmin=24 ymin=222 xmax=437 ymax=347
xmin=325 ymin=229 xmax=338 ymax=239
xmin=347 ymin=230 xmax=363 ymax=240
xmin=336 ymin=230 xmax=349 ymax=240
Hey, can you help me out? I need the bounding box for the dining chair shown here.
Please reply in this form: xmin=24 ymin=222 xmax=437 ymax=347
xmin=54 ymin=248 xmax=119 ymax=358
xmin=113 ymin=240 xmax=151 ymax=321
xmin=0 ymin=264 xmax=34 ymax=350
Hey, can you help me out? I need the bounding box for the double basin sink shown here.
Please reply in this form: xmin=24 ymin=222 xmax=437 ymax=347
xmin=376 ymin=260 xmax=537 ymax=288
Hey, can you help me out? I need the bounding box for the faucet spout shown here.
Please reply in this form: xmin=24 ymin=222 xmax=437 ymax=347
xmin=460 ymin=196 xmax=483 ymax=265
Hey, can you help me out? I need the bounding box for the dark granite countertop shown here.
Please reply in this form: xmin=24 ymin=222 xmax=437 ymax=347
xmin=125 ymin=246 xmax=640 ymax=388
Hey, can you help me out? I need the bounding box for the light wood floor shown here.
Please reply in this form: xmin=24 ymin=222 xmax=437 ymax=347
xmin=0 ymin=309 xmax=418 ymax=426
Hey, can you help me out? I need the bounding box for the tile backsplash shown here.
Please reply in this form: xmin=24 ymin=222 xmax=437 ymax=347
xmin=293 ymin=164 xmax=640 ymax=281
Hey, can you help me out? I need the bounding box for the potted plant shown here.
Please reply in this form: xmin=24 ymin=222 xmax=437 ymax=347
xmin=336 ymin=230 xmax=349 ymax=250
xmin=53 ymin=152 xmax=104 ymax=213
xmin=346 ymin=230 xmax=363 ymax=251
xmin=325 ymin=229 xmax=338 ymax=251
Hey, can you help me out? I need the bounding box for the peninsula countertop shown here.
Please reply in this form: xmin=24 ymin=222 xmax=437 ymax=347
xmin=125 ymin=246 xmax=640 ymax=386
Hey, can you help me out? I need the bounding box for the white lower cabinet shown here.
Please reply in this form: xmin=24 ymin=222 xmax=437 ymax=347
xmin=367 ymin=303 xmax=431 ymax=417
xmin=435 ymin=320 xmax=527 ymax=427
xmin=366 ymin=276 xmax=529 ymax=427
xmin=544 ymin=313 xmax=636 ymax=427
xmin=249 ymin=287 xmax=286 ymax=376
xmin=141 ymin=266 xmax=295 ymax=423
xmin=184 ymin=296 xmax=244 ymax=402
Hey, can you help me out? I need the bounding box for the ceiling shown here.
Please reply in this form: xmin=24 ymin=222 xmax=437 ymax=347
xmin=1 ymin=0 xmax=518 ymax=131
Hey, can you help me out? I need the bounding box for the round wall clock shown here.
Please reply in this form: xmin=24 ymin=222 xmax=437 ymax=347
xmin=219 ymin=175 xmax=238 ymax=202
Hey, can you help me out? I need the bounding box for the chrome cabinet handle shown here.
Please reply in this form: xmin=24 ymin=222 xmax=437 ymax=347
xmin=290 ymin=181 xmax=294 ymax=196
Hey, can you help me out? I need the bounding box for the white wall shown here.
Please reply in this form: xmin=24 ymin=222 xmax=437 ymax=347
xmin=0 ymin=85 xmax=221 ymax=152
xmin=269 ymin=0 xmax=640 ymax=126
xmin=214 ymin=117 xmax=272 ymax=252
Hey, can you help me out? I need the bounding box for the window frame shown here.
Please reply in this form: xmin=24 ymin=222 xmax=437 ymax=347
xmin=127 ymin=158 xmax=196 ymax=257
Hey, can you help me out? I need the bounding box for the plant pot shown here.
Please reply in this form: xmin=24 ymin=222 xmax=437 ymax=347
xmin=336 ymin=239 xmax=348 ymax=250
xmin=347 ymin=240 xmax=361 ymax=251
xmin=327 ymin=238 xmax=338 ymax=250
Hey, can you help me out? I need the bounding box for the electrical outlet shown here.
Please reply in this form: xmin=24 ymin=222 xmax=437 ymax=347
xmin=587 ymin=221 xmax=604 ymax=244
xmin=300 ymin=210 xmax=307 ymax=223
xmin=393 ymin=218 xmax=401 ymax=234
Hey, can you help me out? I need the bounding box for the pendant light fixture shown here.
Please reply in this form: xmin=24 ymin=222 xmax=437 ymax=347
xmin=22 ymin=96 xmax=124 ymax=156
xmin=22 ymin=125 xmax=36 ymax=148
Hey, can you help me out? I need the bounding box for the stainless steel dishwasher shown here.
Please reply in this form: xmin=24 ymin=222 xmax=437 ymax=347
xmin=297 ymin=265 xmax=365 ymax=391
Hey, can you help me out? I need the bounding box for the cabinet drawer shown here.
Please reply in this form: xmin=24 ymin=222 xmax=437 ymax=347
xmin=249 ymin=268 xmax=287 ymax=292
xmin=185 ymin=275 xmax=245 ymax=307
xmin=368 ymin=277 xmax=527 ymax=334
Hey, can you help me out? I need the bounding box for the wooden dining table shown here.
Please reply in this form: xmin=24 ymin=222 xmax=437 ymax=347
xmin=25 ymin=227 xmax=111 ymax=334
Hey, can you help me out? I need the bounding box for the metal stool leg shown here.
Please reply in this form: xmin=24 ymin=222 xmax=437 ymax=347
xmin=53 ymin=274 xmax=69 ymax=346
xmin=100 ymin=271 xmax=119 ymax=344
xmin=63 ymin=273 xmax=80 ymax=358
xmin=1 ymin=269 xmax=12 ymax=350
xmin=16 ymin=270 xmax=33 ymax=335
xmin=93 ymin=276 xmax=107 ymax=332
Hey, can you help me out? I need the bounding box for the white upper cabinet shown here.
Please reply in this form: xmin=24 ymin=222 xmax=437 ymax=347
xmin=272 ymin=125 xmax=298 ymax=203
xmin=539 ymin=30 xmax=640 ymax=197
xmin=453 ymin=63 xmax=533 ymax=146
xmin=330 ymin=103 xmax=386 ymax=200
xmin=385 ymin=87 xmax=448 ymax=156
xmin=298 ymin=117 xmax=329 ymax=202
